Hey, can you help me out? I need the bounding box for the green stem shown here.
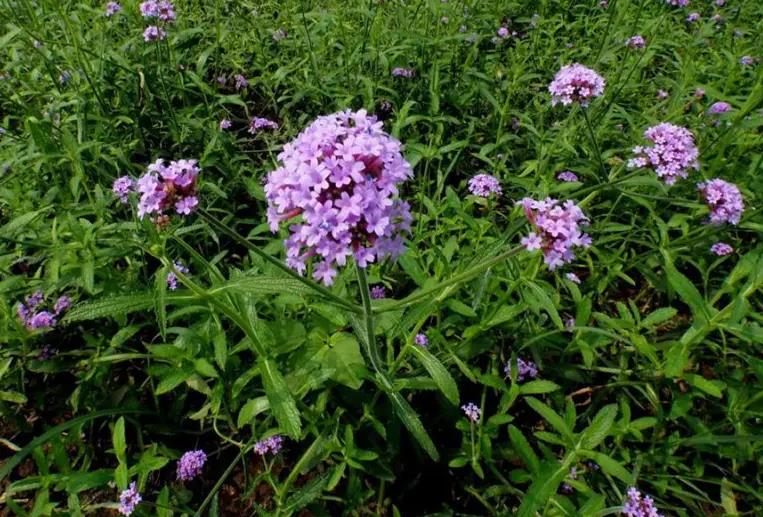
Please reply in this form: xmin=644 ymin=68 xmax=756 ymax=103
xmin=194 ymin=436 xmax=258 ymax=517
xmin=199 ymin=209 xmax=360 ymax=314
xmin=356 ymin=266 xmax=385 ymax=375
xmin=582 ymin=108 xmax=607 ymax=180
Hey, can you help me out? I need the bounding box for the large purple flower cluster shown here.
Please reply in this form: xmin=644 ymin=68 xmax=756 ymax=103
xmin=176 ymin=449 xmax=206 ymax=481
xmin=265 ymin=109 xmax=413 ymax=285
xmin=136 ymin=159 xmax=200 ymax=219
xmin=17 ymin=292 xmax=70 ymax=331
xmin=140 ymin=1 xmax=175 ymax=42
xmin=517 ymin=198 xmax=592 ymax=270
xmin=628 ymin=123 xmax=699 ymax=185
xmin=697 ymin=178 xmax=744 ymax=224
xmin=548 ymin=64 xmax=605 ymax=106
xmin=622 ymin=487 xmax=663 ymax=517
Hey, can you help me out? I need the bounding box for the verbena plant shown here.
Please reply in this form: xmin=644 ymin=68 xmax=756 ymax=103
xmin=1 ymin=0 xmax=762 ymax=516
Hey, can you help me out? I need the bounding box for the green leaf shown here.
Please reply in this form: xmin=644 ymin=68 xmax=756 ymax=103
xmin=525 ymin=398 xmax=575 ymax=444
xmin=721 ymin=478 xmax=739 ymax=516
xmin=580 ymin=451 xmax=633 ymax=484
xmin=0 ymin=209 xmax=45 ymax=237
xmin=387 ymin=390 xmax=439 ymax=460
xmin=684 ymin=373 xmax=724 ymax=398
xmin=259 ymin=357 xmax=301 ymax=439
xmin=156 ymin=369 xmax=190 ymax=395
xmin=63 ymin=294 xmax=155 ymax=323
xmin=661 ymin=250 xmax=711 ymax=322
xmin=410 ymin=346 xmax=459 ymax=405
xmin=211 ymin=276 xmax=311 ymax=296
xmin=526 ymin=282 xmax=564 ymax=329
xmin=519 ymin=380 xmax=561 ymax=395
xmin=508 ymin=425 xmax=540 ymax=474
xmin=0 ymin=390 xmax=27 ymax=404
xmin=237 ymin=397 xmax=270 ymax=428
xmin=324 ymin=333 xmax=367 ymax=389
xmin=283 ymin=472 xmax=331 ymax=513
xmin=516 ymin=458 xmax=572 ymax=517
xmin=580 ymin=404 xmax=617 ymax=449
xmin=112 ymin=417 xmax=126 ymax=463
xmin=640 ymin=307 xmax=677 ymax=328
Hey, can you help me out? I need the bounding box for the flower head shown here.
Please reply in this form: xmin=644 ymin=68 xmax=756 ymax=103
xmin=118 ymin=482 xmax=141 ymax=516
xmin=710 ymin=242 xmax=733 ymax=256
xmin=739 ymin=56 xmax=755 ymax=66
xmin=697 ymin=179 xmax=744 ymax=224
xmin=468 ymin=173 xmax=502 ymax=197
xmin=54 ymin=296 xmax=71 ymax=315
xmin=176 ymin=450 xmax=206 ymax=481
xmin=113 ymin=176 xmax=134 ymax=203
xmin=707 ymin=101 xmax=732 ymax=115
xmin=566 ymin=272 xmax=581 ymax=284
xmin=273 ymin=28 xmax=287 ymax=41
xmin=17 ymin=292 xmax=70 ymax=331
xmin=461 ymin=402 xmax=481 ymax=423
xmin=143 ymin=25 xmax=166 ymax=42
xmin=622 ymin=487 xmax=663 ymax=517
xmin=136 ymin=158 xmax=199 ymax=219
xmin=254 ymin=435 xmax=283 ymax=456
xmin=249 ymin=117 xmax=279 ymax=133
xmin=219 ymin=118 xmax=232 ymax=130
xmin=686 ymin=12 xmax=700 ymax=22
xmin=105 ymin=2 xmax=122 ymax=16
xmin=557 ymin=171 xmax=579 ymax=182
xmin=666 ymin=0 xmax=689 ymax=6
xmin=265 ymin=109 xmax=413 ymax=285
xmin=548 ymin=64 xmax=605 ymax=107
xmin=693 ymin=88 xmax=705 ymax=99
xmin=234 ymin=74 xmax=248 ymax=90
xmin=140 ymin=0 xmax=174 ymax=21
xmin=628 ymin=123 xmax=699 ymax=185
xmin=370 ymin=285 xmax=386 ymax=299
xmin=167 ymin=261 xmax=189 ymax=290
xmin=504 ymin=357 xmax=539 ymax=383
xmin=392 ymin=67 xmax=415 ymax=78
xmin=517 ymin=197 xmax=592 ymax=270
xmin=626 ymin=35 xmax=646 ymax=49
xmin=497 ymin=26 xmax=509 ymax=38
xmin=414 ymin=333 xmax=428 ymax=347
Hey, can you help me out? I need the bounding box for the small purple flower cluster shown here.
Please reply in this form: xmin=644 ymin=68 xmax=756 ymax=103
xmin=504 ymin=357 xmax=539 ymax=383
xmin=622 ymin=487 xmax=663 ymax=517
xmin=254 ymin=435 xmax=284 ymax=456
xmin=566 ymin=272 xmax=581 ymax=284
xmin=140 ymin=1 xmax=175 ymax=42
xmin=113 ymin=176 xmax=134 ymax=204
xmin=686 ymin=12 xmax=700 ymax=22
xmin=628 ymin=123 xmax=699 ymax=185
xmin=656 ymin=89 xmax=669 ymax=99
xmin=17 ymin=292 xmax=71 ymax=331
xmin=693 ymin=88 xmax=705 ymax=99
xmin=414 ymin=333 xmax=428 ymax=347
xmin=234 ymin=74 xmax=248 ymax=90
xmin=707 ymin=101 xmax=731 ymax=115
xmin=548 ymin=64 xmax=605 ymax=107
xmin=136 ymin=158 xmax=200 ymax=219
xmin=665 ymin=0 xmax=689 ymax=6
xmin=710 ymin=242 xmax=733 ymax=256
xmin=697 ymin=179 xmax=744 ymax=224
xmin=248 ymin=117 xmax=279 ymax=134
xmin=626 ymin=35 xmax=646 ymax=49
xmin=166 ymin=261 xmax=189 ymax=290
xmin=557 ymin=171 xmax=579 ymax=182
xmin=739 ymin=56 xmax=755 ymax=66
xmin=370 ymin=285 xmax=386 ymax=299
xmin=265 ymin=109 xmax=413 ymax=285
xmin=467 ymin=173 xmax=502 ymax=197
xmin=219 ymin=118 xmax=232 ymax=130
xmin=105 ymin=2 xmax=122 ymax=16
xmin=392 ymin=67 xmax=415 ymax=78
xmin=118 ymin=482 xmax=142 ymax=516
xmin=461 ymin=402 xmax=481 ymax=423
xmin=518 ymin=197 xmax=592 ymax=270
xmin=176 ymin=449 xmax=206 ymax=481
xmin=497 ymin=26 xmax=510 ymax=38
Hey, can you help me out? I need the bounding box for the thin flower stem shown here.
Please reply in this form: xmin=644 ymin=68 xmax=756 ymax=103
xmin=582 ymin=108 xmax=607 ymax=180
xmin=193 ymin=436 xmax=258 ymax=517
xmin=199 ymin=209 xmax=360 ymax=314
xmin=356 ymin=267 xmax=384 ymax=375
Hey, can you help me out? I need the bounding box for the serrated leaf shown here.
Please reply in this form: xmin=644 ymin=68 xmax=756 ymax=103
xmin=508 ymin=425 xmax=540 ymax=474
xmin=580 ymin=404 xmax=617 ymax=449
xmin=237 ymin=397 xmax=270 ymax=427
xmin=387 ymin=390 xmax=439 ymax=460
xmin=525 ymin=397 xmax=575 ymax=444
xmin=581 ymin=451 xmax=632 ymax=484
xmin=410 ymin=345 xmax=459 ymax=405
xmin=259 ymin=357 xmax=301 ymax=438
xmin=516 ymin=458 xmax=572 ymax=517
xmin=112 ymin=417 xmax=126 ymax=464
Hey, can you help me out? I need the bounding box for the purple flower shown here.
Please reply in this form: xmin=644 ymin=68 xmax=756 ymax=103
xmin=566 ymin=272 xmax=581 ymax=284
xmin=254 ymin=435 xmax=283 ymax=456
xmin=28 ymin=311 xmax=56 ymax=330
xmin=273 ymin=28 xmax=287 ymax=41
xmin=143 ymin=25 xmax=166 ymax=42
xmin=518 ymin=197 xmax=592 ymax=270
xmin=140 ymin=1 xmax=158 ymax=17
xmin=370 ymin=285 xmax=386 ymax=299
xmin=59 ymin=70 xmax=71 ymax=85
xmin=504 ymin=357 xmax=539 ymax=383
xmin=461 ymin=402 xmax=481 ymax=423
xmin=17 ymin=292 xmax=69 ymax=331
xmin=698 ymin=179 xmax=744 ymax=225
xmin=686 ymin=12 xmax=700 ymax=22
xmin=557 ymin=171 xmax=579 ymax=182
xmin=219 ymin=118 xmax=232 ymax=130
xmin=656 ymin=89 xmax=669 ymax=99
xmin=37 ymin=345 xmax=57 ymax=360
xmin=392 ymin=67 xmax=415 ymax=78
xmin=707 ymin=101 xmax=732 ymax=115
xmin=54 ymin=296 xmax=71 ymax=315
xmin=136 ymin=158 xmax=200 ymax=218
xmin=167 ymin=261 xmax=189 ymax=290
xmin=118 ymin=482 xmax=141 ymax=516
xmin=715 ymin=0 xmax=725 ymax=5
xmin=599 ymin=0 xmax=608 ymax=7
xmin=626 ymin=35 xmax=646 ymax=49
xmin=156 ymin=0 xmax=176 ymax=22
xmin=105 ymin=2 xmax=122 ymax=16
xmin=215 ymin=75 xmax=226 ymax=86
xmin=176 ymin=450 xmax=206 ymax=481
xmin=665 ymin=0 xmax=689 ymax=6
xmin=248 ymin=117 xmax=279 ymax=133
xmin=628 ymin=123 xmax=699 ymax=185
xmin=711 ymin=13 xmax=723 ymax=24
xmin=234 ymin=74 xmax=248 ymax=90
xmin=265 ymin=109 xmax=413 ymax=285
xmin=739 ymin=56 xmax=755 ymax=66
xmin=565 ymin=317 xmax=576 ymax=330
xmin=693 ymin=88 xmax=705 ymax=99
xmin=468 ymin=173 xmax=502 ymax=197
xmin=561 ymin=483 xmax=574 ymax=494
xmin=622 ymin=487 xmax=664 ymax=517
xmin=113 ymin=176 xmax=134 ymax=203
xmin=33 ymin=40 xmax=43 ymax=49
xmin=710 ymin=242 xmax=733 ymax=256
xmin=497 ymin=26 xmax=510 ymax=38
xmin=548 ymin=64 xmax=605 ymax=107
xmin=414 ymin=333 xmax=428 ymax=347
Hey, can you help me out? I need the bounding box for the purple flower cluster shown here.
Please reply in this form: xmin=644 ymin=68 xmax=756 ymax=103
xmin=707 ymin=101 xmax=731 ymax=115
xmin=566 ymin=272 xmax=581 ymax=284
xmin=176 ymin=449 xmax=206 ymax=481
xmin=468 ymin=173 xmax=502 ymax=197
xmin=504 ymin=358 xmax=539 ymax=383
xmin=461 ymin=402 xmax=481 ymax=423
xmin=497 ymin=27 xmax=510 ymax=38
xmin=665 ymin=0 xmax=689 ymax=6
xmin=414 ymin=333 xmax=428 ymax=347
xmin=248 ymin=117 xmax=279 ymax=134
xmin=628 ymin=123 xmax=699 ymax=185
xmin=254 ymin=435 xmax=283 ymax=456
xmin=626 ymin=35 xmax=646 ymax=49
xmin=693 ymin=88 xmax=705 ymax=99
xmin=370 ymin=285 xmax=386 ymax=299
xmin=622 ymin=487 xmax=663 ymax=517
xmin=557 ymin=171 xmax=579 ymax=182
xmin=219 ymin=118 xmax=232 ymax=130
xmin=710 ymin=242 xmax=733 ymax=256
xmin=143 ymin=25 xmax=166 ymax=42
xmin=167 ymin=261 xmax=189 ymax=290
xmin=739 ymin=56 xmax=755 ymax=66
xmin=113 ymin=176 xmax=134 ymax=204
xmin=105 ymin=2 xmax=122 ymax=16
xmin=136 ymin=159 xmax=200 ymax=219
xmin=518 ymin=197 xmax=592 ymax=270
xmin=17 ymin=292 xmax=70 ymax=331
xmin=548 ymin=64 xmax=605 ymax=107
xmin=697 ymin=179 xmax=744 ymax=224
xmin=234 ymin=74 xmax=248 ymax=90
xmin=140 ymin=0 xmax=175 ymax=21
xmin=392 ymin=67 xmax=415 ymax=78
xmin=118 ymin=482 xmax=141 ymax=516
xmin=264 ymin=109 xmax=413 ymax=285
